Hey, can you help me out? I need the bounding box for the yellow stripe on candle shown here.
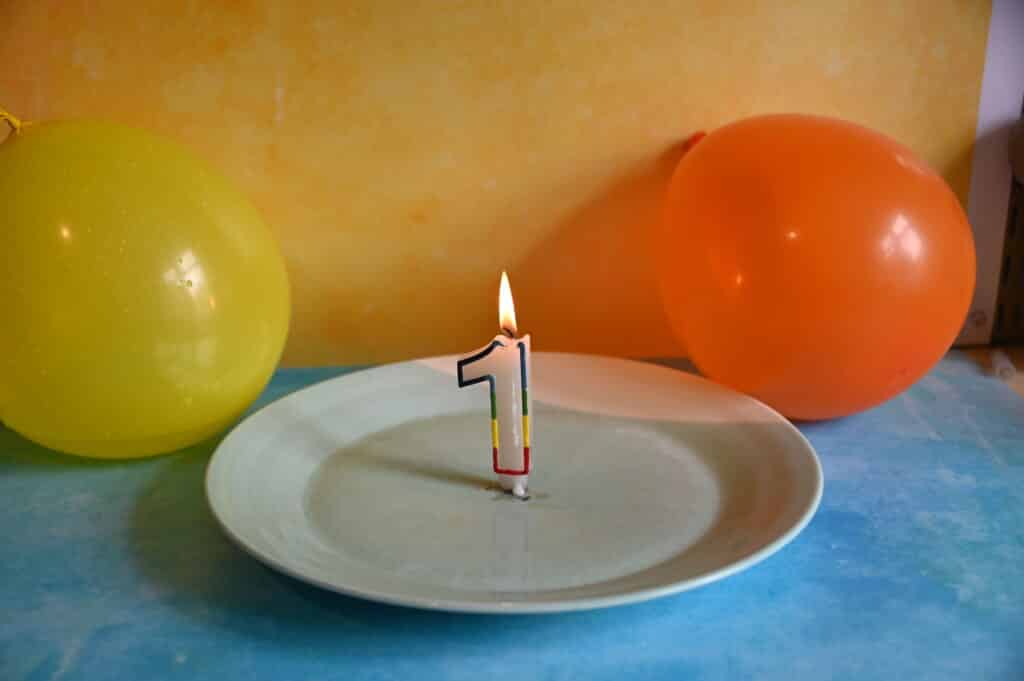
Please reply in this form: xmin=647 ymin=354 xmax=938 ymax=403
xmin=522 ymin=415 xmax=530 ymax=447
xmin=491 ymin=419 xmax=499 ymax=447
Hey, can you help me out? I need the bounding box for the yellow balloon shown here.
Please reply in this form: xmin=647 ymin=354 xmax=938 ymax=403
xmin=0 ymin=117 xmax=290 ymax=458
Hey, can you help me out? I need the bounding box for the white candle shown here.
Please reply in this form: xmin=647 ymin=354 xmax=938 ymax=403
xmin=457 ymin=272 xmax=533 ymax=498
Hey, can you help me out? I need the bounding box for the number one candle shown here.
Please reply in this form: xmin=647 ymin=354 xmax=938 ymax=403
xmin=457 ymin=271 xmax=533 ymax=498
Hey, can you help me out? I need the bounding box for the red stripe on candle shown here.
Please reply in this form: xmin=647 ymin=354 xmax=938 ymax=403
xmin=492 ymin=446 xmax=531 ymax=475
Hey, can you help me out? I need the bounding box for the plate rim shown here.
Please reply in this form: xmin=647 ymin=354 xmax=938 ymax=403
xmin=206 ymin=353 xmax=824 ymax=614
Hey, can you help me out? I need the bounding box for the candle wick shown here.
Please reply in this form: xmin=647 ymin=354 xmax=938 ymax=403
xmin=501 ymin=327 xmax=516 ymax=338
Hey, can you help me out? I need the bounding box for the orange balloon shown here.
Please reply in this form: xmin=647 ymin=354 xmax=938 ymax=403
xmin=659 ymin=114 xmax=975 ymax=420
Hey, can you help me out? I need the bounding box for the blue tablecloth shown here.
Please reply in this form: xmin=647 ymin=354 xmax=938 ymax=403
xmin=2 ymin=354 xmax=1022 ymax=680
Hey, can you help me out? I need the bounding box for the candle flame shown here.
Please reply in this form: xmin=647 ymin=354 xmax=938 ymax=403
xmin=499 ymin=270 xmax=517 ymax=337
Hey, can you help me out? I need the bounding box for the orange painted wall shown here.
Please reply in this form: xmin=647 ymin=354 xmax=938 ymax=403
xmin=0 ymin=1 xmax=990 ymax=365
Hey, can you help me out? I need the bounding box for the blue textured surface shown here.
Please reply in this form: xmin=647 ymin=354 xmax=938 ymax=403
xmin=2 ymin=354 xmax=1022 ymax=680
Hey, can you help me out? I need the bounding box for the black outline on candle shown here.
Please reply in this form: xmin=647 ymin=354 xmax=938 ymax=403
xmin=457 ymin=339 xmax=531 ymax=475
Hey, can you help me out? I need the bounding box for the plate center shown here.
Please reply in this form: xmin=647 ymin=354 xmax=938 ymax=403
xmin=305 ymin=407 xmax=722 ymax=592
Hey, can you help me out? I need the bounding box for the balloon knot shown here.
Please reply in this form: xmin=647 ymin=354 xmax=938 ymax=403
xmin=681 ymin=131 xmax=707 ymax=154
xmin=1 ymin=107 xmax=25 ymax=135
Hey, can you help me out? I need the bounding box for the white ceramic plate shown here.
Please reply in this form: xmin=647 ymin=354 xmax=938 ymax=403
xmin=206 ymin=354 xmax=822 ymax=614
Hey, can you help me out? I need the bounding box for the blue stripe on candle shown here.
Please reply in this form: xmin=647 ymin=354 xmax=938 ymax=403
xmin=457 ymin=339 xmax=507 ymax=420
xmin=518 ymin=341 xmax=528 ymax=415
xmin=456 ymin=339 xmax=505 ymax=387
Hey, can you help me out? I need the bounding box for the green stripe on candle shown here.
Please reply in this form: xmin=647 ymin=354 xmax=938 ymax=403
xmin=489 ymin=383 xmax=497 ymax=420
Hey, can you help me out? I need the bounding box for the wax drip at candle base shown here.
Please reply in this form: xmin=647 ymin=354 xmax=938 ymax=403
xmin=499 ymin=473 xmax=529 ymax=499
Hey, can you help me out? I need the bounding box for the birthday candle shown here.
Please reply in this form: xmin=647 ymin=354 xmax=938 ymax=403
xmin=457 ymin=272 xmax=533 ymax=498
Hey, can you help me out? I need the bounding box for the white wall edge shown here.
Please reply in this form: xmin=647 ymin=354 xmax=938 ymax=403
xmin=958 ymin=0 xmax=1024 ymax=345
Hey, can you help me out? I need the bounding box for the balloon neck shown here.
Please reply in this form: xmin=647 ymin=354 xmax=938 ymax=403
xmin=681 ymin=131 xmax=707 ymax=154
xmin=0 ymin=107 xmax=27 ymax=139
